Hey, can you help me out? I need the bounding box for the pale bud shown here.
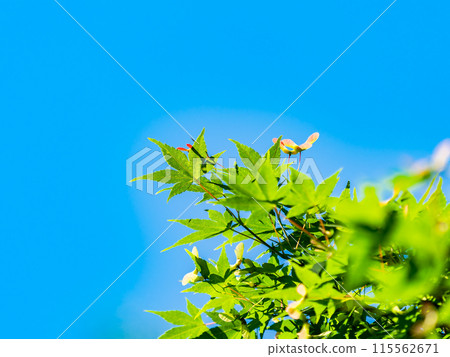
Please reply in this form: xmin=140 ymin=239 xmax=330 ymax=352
xmin=297 ymin=323 xmax=310 ymax=339
xmin=286 ymin=300 xmax=302 ymax=319
xmin=431 ymin=139 xmax=450 ymax=172
xmin=235 ymin=242 xmax=244 ymax=261
xmin=296 ymin=284 xmax=307 ymax=297
xmin=181 ymin=270 xmax=198 ymax=286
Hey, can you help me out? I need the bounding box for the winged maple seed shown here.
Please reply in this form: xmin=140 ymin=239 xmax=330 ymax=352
xmin=273 ymin=133 xmax=319 ymax=171
xmin=272 ymin=132 xmax=319 ymax=156
xmin=176 ymin=143 xmax=193 ymax=152
xmin=285 ymin=284 xmax=308 ymax=319
xmin=181 ymin=246 xmax=202 ymax=286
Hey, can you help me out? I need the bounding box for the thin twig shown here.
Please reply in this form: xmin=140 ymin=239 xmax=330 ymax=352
xmin=319 ymin=218 xmax=330 ymax=246
xmin=274 ymin=208 xmax=293 ymax=249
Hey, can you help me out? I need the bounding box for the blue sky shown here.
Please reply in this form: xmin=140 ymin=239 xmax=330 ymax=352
xmin=0 ymin=0 xmax=449 ymax=338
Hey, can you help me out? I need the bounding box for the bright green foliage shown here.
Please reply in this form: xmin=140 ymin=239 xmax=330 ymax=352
xmin=135 ymin=130 xmax=450 ymax=339
xmin=146 ymin=299 xmax=209 ymax=339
